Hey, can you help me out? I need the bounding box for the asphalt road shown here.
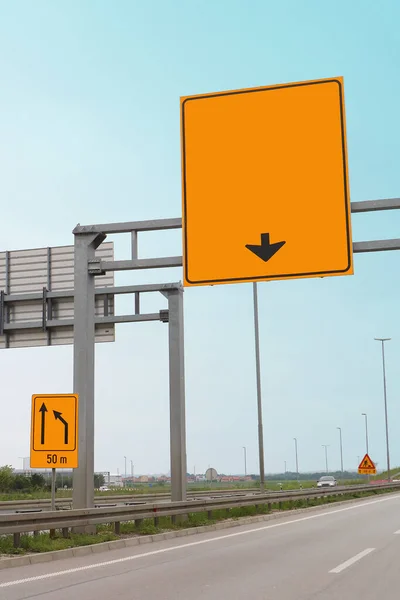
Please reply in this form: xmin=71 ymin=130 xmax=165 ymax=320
xmin=1 ymin=493 xmax=400 ymax=599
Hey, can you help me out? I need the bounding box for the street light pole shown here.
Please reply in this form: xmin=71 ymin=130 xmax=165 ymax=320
xmin=242 ymin=446 xmax=247 ymax=476
xmin=284 ymin=460 xmax=287 ymax=474
xmin=322 ymin=445 xmax=329 ymax=474
xmin=375 ymin=338 xmax=392 ymax=482
xmin=253 ymin=282 xmax=265 ymax=490
xmin=361 ymin=413 xmax=369 ymax=454
xmin=336 ymin=427 xmax=344 ymax=473
xmin=124 ymin=456 xmax=127 ymax=486
xmin=18 ymin=457 xmax=27 ymax=476
xmin=293 ymin=438 xmax=299 ymax=480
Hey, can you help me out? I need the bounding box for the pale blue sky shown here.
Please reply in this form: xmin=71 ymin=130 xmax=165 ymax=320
xmin=0 ymin=1 xmax=400 ymax=476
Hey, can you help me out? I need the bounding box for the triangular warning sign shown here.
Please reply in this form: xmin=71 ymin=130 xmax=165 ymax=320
xmin=359 ymin=454 xmax=374 ymax=469
xmin=358 ymin=453 xmax=376 ymax=474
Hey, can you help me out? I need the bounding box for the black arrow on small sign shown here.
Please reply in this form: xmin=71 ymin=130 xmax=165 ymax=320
xmin=53 ymin=411 xmax=69 ymax=445
xmin=39 ymin=403 xmax=48 ymax=445
xmin=245 ymin=233 xmax=286 ymax=262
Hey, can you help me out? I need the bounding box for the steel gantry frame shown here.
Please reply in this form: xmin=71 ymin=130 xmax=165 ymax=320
xmin=71 ymin=220 xmax=187 ymax=524
xmin=72 ymin=197 xmax=400 ymax=510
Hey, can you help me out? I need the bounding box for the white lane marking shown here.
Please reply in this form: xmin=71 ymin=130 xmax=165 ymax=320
xmin=394 ymin=529 xmax=400 ymax=534
xmin=329 ymin=548 xmax=375 ymax=574
xmin=1 ymin=493 xmax=399 ymax=588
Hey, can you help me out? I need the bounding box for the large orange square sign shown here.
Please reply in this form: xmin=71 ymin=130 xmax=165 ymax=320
xmin=181 ymin=77 xmax=353 ymax=286
xmin=30 ymin=394 xmax=78 ymax=469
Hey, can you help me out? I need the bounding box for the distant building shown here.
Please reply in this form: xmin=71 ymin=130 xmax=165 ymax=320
xmin=109 ymin=474 xmax=123 ymax=487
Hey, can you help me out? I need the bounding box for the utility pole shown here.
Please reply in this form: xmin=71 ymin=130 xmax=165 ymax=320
xmin=337 ymin=427 xmax=344 ymax=473
xmin=322 ymin=445 xmax=329 ymax=474
xmin=293 ymin=438 xmax=299 ymax=480
xmin=375 ymin=338 xmax=392 ymax=482
xmin=361 ymin=413 xmax=369 ymax=454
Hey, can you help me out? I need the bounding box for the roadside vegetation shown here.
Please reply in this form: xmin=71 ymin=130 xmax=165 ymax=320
xmin=0 ymin=466 xmax=104 ymax=500
xmin=371 ymin=468 xmax=400 ymax=482
xmin=0 ymin=465 xmax=372 ymax=501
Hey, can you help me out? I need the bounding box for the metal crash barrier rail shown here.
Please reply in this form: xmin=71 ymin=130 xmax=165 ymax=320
xmin=1 ymin=482 xmax=399 ymax=548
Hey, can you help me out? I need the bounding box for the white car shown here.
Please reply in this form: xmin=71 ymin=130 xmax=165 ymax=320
xmin=99 ymin=485 xmax=110 ymax=492
xmin=317 ymin=476 xmax=337 ymax=488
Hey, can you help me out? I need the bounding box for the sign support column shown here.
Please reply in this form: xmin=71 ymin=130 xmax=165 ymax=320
xmin=167 ymin=287 xmax=187 ymax=504
xmin=51 ymin=468 xmax=56 ymax=511
xmin=73 ymin=231 xmax=105 ymax=522
xmin=253 ymin=282 xmax=265 ymax=491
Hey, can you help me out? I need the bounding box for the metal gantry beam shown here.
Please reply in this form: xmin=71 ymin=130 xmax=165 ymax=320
xmin=131 ymin=232 xmax=140 ymax=314
xmin=2 ymin=315 xmax=163 ymax=330
xmin=73 ymin=218 xmax=182 ymax=235
xmin=0 ymin=283 xmax=178 ymax=336
xmin=72 ymin=197 xmax=400 ymax=236
xmin=2 ymin=282 xmax=182 ymax=303
xmin=95 ymin=257 xmax=183 ymax=272
xmin=80 ymin=198 xmax=400 ymax=276
xmin=351 ymin=199 xmax=400 ymax=251
xmin=353 ymin=239 xmax=400 ymax=253
xmin=92 ymin=243 xmax=400 ymax=272
xmin=351 ymin=198 xmax=400 ymax=213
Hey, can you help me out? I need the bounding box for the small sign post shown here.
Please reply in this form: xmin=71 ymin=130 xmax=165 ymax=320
xmin=30 ymin=393 xmax=79 ymax=512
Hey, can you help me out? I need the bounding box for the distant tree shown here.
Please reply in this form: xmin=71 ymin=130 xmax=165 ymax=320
xmin=55 ymin=474 xmax=72 ymax=489
xmin=94 ymin=473 xmax=105 ymax=489
xmin=13 ymin=475 xmax=32 ymax=491
xmin=0 ymin=465 xmax=14 ymax=491
xmin=31 ymin=473 xmax=46 ymax=489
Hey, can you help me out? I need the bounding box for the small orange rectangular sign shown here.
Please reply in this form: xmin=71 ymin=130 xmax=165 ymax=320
xmin=358 ymin=453 xmax=376 ymax=475
xmin=181 ymin=77 xmax=353 ymax=286
xmin=30 ymin=394 xmax=78 ymax=469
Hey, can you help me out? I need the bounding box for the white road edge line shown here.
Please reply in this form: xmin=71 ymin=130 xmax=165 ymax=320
xmin=393 ymin=529 xmax=400 ymax=534
xmin=1 ymin=493 xmax=399 ymax=588
xmin=329 ymin=548 xmax=375 ymax=574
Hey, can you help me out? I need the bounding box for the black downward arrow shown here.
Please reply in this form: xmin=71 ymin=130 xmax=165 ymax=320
xmin=245 ymin=233 xmax=286 ymax=262
xmin=39 ymin=403 xmax=48 ymax=445
xmin=53 ymin=411 xmax=69 ymax=445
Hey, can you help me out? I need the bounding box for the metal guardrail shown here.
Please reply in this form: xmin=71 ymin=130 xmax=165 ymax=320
xmin=1 ymin=482 xmax=399 ymax=547
xmin=0 ymin=488 xmax=258 ymax=511
xmin=0 ymin=484 xmax=365 ymax=512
